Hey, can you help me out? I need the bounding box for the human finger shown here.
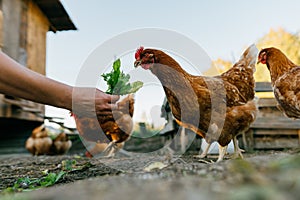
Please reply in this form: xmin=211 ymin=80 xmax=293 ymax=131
xmin=108 ymin=94 xmax=120 ymax=103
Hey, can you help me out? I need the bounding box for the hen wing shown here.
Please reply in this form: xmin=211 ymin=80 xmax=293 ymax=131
xmin=221 ymin=44 xmax=258 ymax=106
xmin=274 ymin=67 xmax=300 ymax=118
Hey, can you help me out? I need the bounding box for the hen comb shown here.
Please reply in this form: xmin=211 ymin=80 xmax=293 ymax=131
xmin=135 ymin=46 xmax=144 ymax=59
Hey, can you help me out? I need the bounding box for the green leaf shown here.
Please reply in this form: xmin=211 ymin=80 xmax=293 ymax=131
xmin=113 ymin=59 xmax=121 ymax=71
xmin=62 ymin=159 xmax=77 ymax=171
xmin=128 ymin=81 xmax=144 ymax=93
xmin=40 ymin=171 xmax=66 ymax=187
xmin=54 ymin=171 xmax=66 ymax=183
xmin=101 ymin=59 xmax=144 ymax=95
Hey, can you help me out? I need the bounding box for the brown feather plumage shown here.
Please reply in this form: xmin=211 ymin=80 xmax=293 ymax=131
xmin=135 ymin=45 xmax=258 ymax=161
xmin=25 ymin=125 xmax=72 ymax=155
xmin=73 ymin=94 xmax=134 ymax=157
xmin=258 ymin=47 xmax=300 ymax=118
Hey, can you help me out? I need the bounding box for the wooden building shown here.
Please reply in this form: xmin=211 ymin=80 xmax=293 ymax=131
xmin=0 ymin=0 xmax=76 ymax=152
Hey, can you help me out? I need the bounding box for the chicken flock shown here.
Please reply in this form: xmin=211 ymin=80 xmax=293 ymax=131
xmin=27 ymin=44 xmax=298 ymax=162
xmin=25 ymin=124 xmax=72 ymax=155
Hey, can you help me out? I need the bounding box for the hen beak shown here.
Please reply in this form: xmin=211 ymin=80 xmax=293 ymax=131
xmin=257 ymin=52 xmax=266 ymax=64
xmin=257 ymin=59 xmax=261 ymax=64
xmin=257 ymin=56 xmax=263 ymax=64
xmin=134 ymin=60 xmax=141 ymax=68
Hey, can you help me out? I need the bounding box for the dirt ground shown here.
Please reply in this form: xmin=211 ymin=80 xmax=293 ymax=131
xmin=0 ymin=148 xmax=300 ymax=200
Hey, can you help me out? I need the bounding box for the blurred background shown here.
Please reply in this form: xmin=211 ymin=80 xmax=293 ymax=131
xmin=46 ymin=0 xmax=300 ymax=127
xmin=1 ymin=0 xmax=300 ymax=154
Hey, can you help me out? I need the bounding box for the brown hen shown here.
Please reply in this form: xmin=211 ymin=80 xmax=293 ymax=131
xmin=73 ymin=94 xmax=134 ymax=157
xmin=134 ymin=45 xmax=258 ymax=161
xmin=25 ymin=125 xmax=72 ymax=155
xmin=25 ymin=125 xmax=53 ymax=155
xmin=258 ymin=47 xmax=300 ymax=118
xmin=52 ymin=132 xmax=72 ymax=155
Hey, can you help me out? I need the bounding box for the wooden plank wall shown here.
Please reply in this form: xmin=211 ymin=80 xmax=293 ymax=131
xmin=2 ymin=0 xmax=22 ymax=61
xmin=26 ymin=0 xmax=49 ymax=75
xmin=241 ymin=82 xmax=300 ymax=150
xmin=0 ymin=0 xmax=3 ymax=50
xmin=0 ymin=0 xmax=49 ymax=120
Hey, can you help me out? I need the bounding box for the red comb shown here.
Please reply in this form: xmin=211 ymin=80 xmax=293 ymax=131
xmin=135 ymin=46 xmax=144 ymax=59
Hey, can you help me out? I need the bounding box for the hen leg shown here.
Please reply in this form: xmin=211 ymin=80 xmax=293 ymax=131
xmin=180 ymin=127 xmax=188 ymax=153
xmin=216 ymin=145 xmax=228 ymax=162
xmin=165 ymin=146 xmax=174 ymax=163
xmin=105 ymin=144 xmax=118 ymax=158
xmin=106 ymin=143 xmax=129 ymax=157
xmin=164 ymin=146 xmax=188 ymax=165
xmin=232 ymin=136 xmax=245 ymax=159
xmin=102 ymin=141 xmax=116 ymax=157
xmin=194 ymin=142 xmax=211 ymax=159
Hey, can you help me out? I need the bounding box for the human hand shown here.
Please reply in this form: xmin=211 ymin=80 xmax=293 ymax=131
xmin=94 ymin=89 xmax=120 ymax=115
xmin=72 ymin=87 xmax=119 ymax=117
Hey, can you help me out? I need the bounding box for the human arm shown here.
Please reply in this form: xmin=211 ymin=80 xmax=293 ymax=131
xmin=0 ymin=51 xmax=119 ymax=114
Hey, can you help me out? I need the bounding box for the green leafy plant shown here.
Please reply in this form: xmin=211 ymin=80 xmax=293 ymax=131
xmin=3 ymin=159 xmax=92 ymax=193
xmin=39 ymin=171 xmax=66 ymax=187
xmin=4 ymin=171 xmax=66 ymax=192
xmin=102 ymin=59 xmax=143 ymax=95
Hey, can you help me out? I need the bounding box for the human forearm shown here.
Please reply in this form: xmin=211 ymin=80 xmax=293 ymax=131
xmin=0 ymin=51 xmax=120 ymax=114
xmin=0 ymin=51 xmax=73 ymax=110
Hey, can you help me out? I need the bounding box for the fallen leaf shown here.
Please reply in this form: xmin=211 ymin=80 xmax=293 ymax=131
xmin=144 ymin=162 xmax=168 ymax=172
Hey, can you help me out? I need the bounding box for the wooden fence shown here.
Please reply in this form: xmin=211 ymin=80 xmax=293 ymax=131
xmin=241 ymin=82 xmax=300 ymax=150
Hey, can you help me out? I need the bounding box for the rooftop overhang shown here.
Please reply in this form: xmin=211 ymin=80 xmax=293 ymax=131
xmin=33 ymin=0 xmax=77 ymax=32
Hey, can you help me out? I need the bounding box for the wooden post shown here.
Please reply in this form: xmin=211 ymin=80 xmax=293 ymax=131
xmin=244 ymin=129 xmax=254 ymax=152
xmin=298 ymin=129 xmax=300 ymax=146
